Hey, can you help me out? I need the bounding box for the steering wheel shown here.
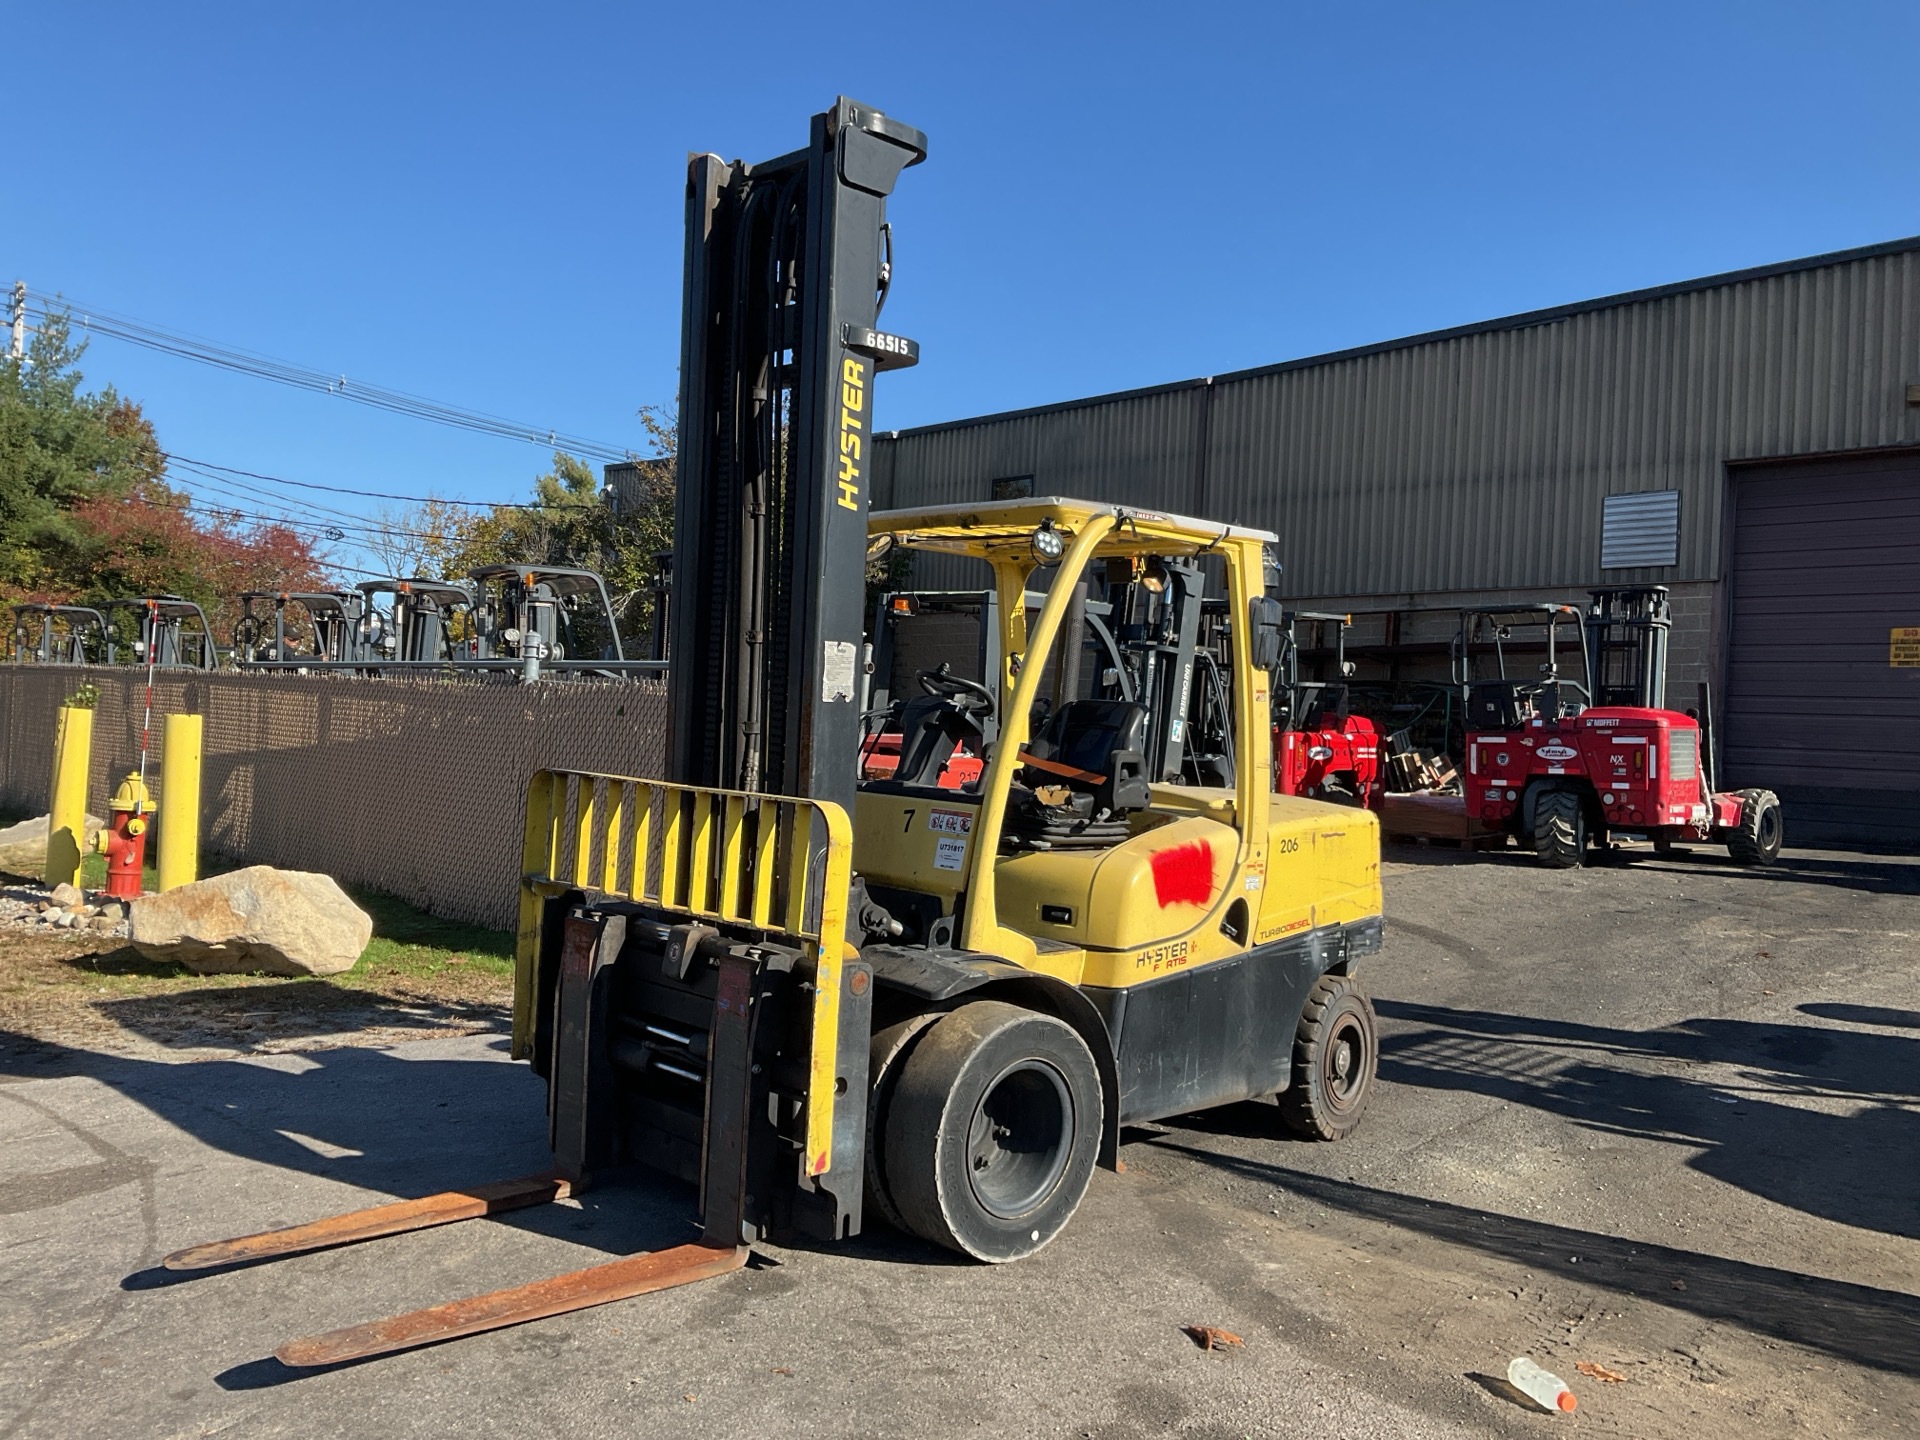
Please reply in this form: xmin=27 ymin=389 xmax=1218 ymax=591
xmin=917 ymin=663 xmax=997 ymax=717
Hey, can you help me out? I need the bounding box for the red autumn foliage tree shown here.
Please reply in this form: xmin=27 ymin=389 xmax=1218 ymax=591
xmin=62 ymin=480 xmax=329 ymax=644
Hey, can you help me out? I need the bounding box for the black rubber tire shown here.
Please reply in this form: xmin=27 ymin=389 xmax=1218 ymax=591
xmin=1534 ymin=789 xmax=1585 ymax=869
xmin=1280 ymin=972 xmax=1379 ymax=1141
xmin=883 ymin=1000 xmax=1102 ymax=1262
xmin=1727 ymin=788 xmax=1784 ymax=866
xmin=863 ymin=1013 xmax=940 ymax=1234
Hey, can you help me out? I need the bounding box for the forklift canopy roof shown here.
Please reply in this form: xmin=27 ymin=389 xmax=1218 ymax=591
xmin=12 ymin=603 xmax=107 ymax=620
xmin=872 ymin=497 xmax=1277 ymax=561
xmin=468 ymin=565 xmax=610 ymax=597
xmin=102 ymin=596 xmax=210 ymax=621
xmin=1462 ymin=602 xmax=1585 ymax=621
xmin=356 ymin=578 xmax=473 ymax=605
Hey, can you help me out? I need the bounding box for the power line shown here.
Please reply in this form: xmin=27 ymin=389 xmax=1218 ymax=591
xmin=162 ymin=450 xmax=621 ymax=512
xmin=164 ymin=481 xmax=449 ymax=545
xmin=111 ymin=491 xmax=435 ymax=582
xmin=18 ymin=289 xmax=645 ymax=463
xmin=167 ymin=463 xmax=432 ymax=533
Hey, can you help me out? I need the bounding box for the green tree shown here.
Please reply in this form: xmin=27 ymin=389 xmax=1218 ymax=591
xmin=0 ymin=303 xmax=329 ymax=647
xmin=0 ymin=308 xmax=167 ymax=592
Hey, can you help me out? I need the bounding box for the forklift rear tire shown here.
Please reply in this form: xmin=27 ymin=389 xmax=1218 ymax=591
xmin=882 ymin=1000 xmax=1101 ymax=1262
xmin=1727 ymin=788 xmax=1784 ymax=866
xmin=1535 ymin=790 xmax=1585 ymax=869
xmin=1280 ymin=972 xmax=1379 ymax=1141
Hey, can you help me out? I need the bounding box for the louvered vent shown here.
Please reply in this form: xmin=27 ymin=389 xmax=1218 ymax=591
xmin=1669 ymin=727 xmax=1698 ymax=781
xmin=1602 ymin=490 xmax=1680 ymax=568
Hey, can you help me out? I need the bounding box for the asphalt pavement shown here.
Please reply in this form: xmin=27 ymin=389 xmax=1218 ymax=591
xmin=2 ymin=842 xmax=1915 ymax=1439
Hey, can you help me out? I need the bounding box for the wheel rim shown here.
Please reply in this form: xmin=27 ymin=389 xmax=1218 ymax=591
xmin=1322 ymin=1010 xmax=1370 ymax=1113
xmin=965 ymin=1060 xmax=1074 ymax=1219
xmin=1759 ymin=804 xmax=1781 ymax=852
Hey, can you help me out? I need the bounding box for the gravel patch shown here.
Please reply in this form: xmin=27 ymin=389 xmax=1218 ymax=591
xmin=0 ymin=881 xmax=131 ymax=941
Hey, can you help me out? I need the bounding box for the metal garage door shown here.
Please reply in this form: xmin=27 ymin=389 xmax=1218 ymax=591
xmin=1725 ymin=451 xmax=1920 ymax=849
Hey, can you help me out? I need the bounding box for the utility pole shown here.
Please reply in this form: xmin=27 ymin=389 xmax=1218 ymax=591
xmin=8 ymin=281 xmax=24 ymax=361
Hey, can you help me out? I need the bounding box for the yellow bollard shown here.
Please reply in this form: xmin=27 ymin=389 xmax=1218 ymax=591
xmin=46 ymin=704 xmax=94 ymax=889
xmin=158 ymin=713 xmax=203 ymax=892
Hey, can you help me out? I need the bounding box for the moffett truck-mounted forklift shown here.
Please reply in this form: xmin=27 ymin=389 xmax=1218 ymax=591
xmin=163 ymin=98 xmax=1386 ymax=1367
xmin=1455 ymin=589 xmax=1783 ymax=868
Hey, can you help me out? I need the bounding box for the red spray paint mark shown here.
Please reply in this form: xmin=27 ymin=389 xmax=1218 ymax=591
xmin=1151 ymin=840 xmax=1214 ymax=908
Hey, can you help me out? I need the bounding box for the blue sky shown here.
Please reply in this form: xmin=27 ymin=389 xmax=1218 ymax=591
xmin=9 ymin=1 xmax=1918 ymax=568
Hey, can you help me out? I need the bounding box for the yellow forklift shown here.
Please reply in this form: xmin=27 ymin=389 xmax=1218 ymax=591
xmin=162 ymin=99 xmax=1385 ymax=1366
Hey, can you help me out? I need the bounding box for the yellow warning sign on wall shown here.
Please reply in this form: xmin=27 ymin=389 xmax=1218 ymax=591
xmin=1893 ymin=627 xmax=1920 ymax=667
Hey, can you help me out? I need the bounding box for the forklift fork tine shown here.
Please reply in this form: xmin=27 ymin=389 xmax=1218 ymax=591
xmin=274 ymin=1242 xmax=747 ymax=1368
xmin=162 ymin=1173 xmax=573 ymax=1272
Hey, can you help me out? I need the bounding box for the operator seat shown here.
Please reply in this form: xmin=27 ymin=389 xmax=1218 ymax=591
xmin=1021 ymin=699 xmax=1152 ymax=813
xmin=1466 ymin=680 xmax=1526 ymax=731
xmin=1001 ymin=698 xmax=1152 ymax=852
xmin=1301 ymin=683 xmax=1351 ymax=732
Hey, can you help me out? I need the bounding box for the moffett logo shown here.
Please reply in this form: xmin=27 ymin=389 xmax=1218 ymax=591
xmin=1537 ymin=744 xmax=1578 ymax=762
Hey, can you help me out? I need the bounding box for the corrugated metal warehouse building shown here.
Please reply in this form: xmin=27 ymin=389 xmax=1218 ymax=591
xmin=872 ymin=236 xmax=1920 ymax=848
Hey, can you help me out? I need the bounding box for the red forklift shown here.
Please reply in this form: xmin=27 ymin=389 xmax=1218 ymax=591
xmin=1455 ymin=587 xmax=1783 ymax=868
xmin=1272 ymin=611 xmax=1382 ymax=807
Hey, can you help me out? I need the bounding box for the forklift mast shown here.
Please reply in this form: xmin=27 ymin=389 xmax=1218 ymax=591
xmin=1584 ymin=586 xmax=1671 ymax=709
xmin=1102 ymin=557 xmax=1205 ymax=784
xmin=670 ymin=98 xmax=927 ymax=808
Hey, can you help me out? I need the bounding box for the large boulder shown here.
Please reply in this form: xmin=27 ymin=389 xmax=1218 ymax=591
xmin=0 ymin=813 xmax=105 ymax=880
xmin=129 ymin=866 xmax=373 ymax=976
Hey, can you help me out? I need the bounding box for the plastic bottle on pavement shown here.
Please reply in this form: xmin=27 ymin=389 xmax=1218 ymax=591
xmin=1507 ymin=1357 xmax=1578 ymax=1413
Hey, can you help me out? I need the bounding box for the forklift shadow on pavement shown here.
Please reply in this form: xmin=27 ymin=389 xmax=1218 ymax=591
xmin=0 ymin=1025 xmax=963 ymax=1351
xmin=1141 ymin=1140 xmax=1920 ymax=1379
xmin=1374 ymin=999 xmax=1920 ymax=1241
xmin=0 ymin=1029 xmax=695 ymax=1267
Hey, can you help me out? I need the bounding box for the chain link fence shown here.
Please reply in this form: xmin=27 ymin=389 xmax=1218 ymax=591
xmin=0 ymin=667 xmax=669 ymax=931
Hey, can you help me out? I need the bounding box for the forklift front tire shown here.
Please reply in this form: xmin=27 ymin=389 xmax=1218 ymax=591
xmin=883 ymin=1000 xmax=1101 ymax=1263
xmin=1727 ymin=788 xmax=1783 ymax=866
xmin=863 ymin=1013 xmax=941 ymax=1234
xmin=1280 ymin=972 xmax=1378 ymax=1142
xmin=1534 ymin=789 xmax=1585 ymax=869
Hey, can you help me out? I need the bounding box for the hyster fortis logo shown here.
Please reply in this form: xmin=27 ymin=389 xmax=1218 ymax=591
xmin=837 ymin=356 xmax=867 ymax=511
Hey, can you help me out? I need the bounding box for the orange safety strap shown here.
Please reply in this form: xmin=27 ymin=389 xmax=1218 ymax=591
xmin=1018 ymin=750 xmax=1107 ymax=786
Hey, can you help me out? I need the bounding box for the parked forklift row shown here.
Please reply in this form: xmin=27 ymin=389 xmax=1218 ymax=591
xmin=7 ymin=563 xmax=661 ymax=681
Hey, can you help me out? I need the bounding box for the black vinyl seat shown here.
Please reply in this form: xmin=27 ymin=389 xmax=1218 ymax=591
xmin=1466 ymin=680 xmax=1525 ymax=731
xmin=1022 ymin=699 xmax=1151 ymax=813
xmin=1300 ymin=683 xmax=1351 ymax=732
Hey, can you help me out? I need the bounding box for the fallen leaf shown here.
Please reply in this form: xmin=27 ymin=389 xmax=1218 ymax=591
xmin=1762 ymin=989 xmax=1775 ymax=996
xmin=1183 ymin=1325 xmax=1244 ymax=1351
xmin=771 ymin=1367 xmax=794 ymax=1377
xmin=683 ymin=1394 xmax=697 ymax=1403
xmin=1670 ymin=1279 xmax=1688 ymax=1291
xmin=1577 ymin=1361 xmax=1629 ymax=1383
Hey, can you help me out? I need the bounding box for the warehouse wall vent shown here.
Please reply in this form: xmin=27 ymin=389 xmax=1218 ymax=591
xmin=1601 ymin=490 xmax=1680 ymax=569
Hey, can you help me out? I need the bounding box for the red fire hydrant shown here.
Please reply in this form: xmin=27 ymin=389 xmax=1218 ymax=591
xmin=101 ymin=772 xmax=155 ymax=900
